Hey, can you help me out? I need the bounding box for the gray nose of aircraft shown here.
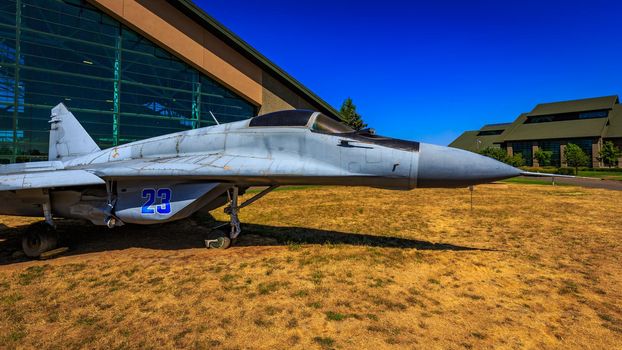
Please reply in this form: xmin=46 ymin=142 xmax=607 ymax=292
xmin=416 ymin=143 xmax=521 ymax=188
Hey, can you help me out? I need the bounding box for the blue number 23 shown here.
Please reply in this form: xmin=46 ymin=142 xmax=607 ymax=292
xmin=141 ymin=188 xmax=172 ymax=214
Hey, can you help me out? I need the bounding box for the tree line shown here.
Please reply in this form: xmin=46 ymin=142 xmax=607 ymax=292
xmin=479 ymin=141 xmax=621 ymax=174
xmin=336 ymin=98 xmax=622 ymax=173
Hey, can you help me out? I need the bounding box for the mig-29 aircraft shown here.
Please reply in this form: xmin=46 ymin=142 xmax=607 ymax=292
xmin=0 ymin=103 xmax=533 ymax=257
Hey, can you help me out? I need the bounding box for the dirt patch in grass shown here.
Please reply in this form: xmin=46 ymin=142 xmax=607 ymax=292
xmin=0 ymin=184 xmax=621 ymax=348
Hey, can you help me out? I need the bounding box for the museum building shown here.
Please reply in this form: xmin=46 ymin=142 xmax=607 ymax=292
xmin=450 ymin=95 xmax=622 ymax=167
xmin=0 ymin=0 xmax=341 ymax=163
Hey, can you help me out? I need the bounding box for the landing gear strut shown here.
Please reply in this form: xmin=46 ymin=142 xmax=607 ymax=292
xmin=225 ymin=186 xmax=242 ymax=240
xmin=205 ymin=185 xmax=277 ymax=249
xmin=104 ymin=180 xmax=121 ymax=228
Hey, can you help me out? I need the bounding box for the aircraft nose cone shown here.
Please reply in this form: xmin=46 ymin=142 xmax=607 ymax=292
xmin=416 ymin=143 xmax=521 ymax=188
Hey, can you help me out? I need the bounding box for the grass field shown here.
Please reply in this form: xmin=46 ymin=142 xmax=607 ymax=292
xmin=577 ymin=170 xmax=622 ymax=181
xmin=1 ymin=184 xmax=621 ymax=349
xmin=502 ymin=177 xmax=562 ymax=186
xmin=518 ymin=168 xmax=622 ymax=181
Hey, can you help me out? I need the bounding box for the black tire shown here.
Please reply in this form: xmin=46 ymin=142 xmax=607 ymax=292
xmin=22 ymin=227 xmax=58 ymax=258
xmin=208 ymin=235 xmax=231 ymax=249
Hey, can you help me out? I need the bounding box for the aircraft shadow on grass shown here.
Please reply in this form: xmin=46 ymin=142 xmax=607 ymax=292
xmin=0 ymin=215 xmax=495 ymax=265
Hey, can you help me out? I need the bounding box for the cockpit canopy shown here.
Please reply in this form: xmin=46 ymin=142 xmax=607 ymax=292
xmin=248 ymin=109 xmax=420 ymax=152
xmin=311 ymin=114 xmax=354 ymax=134
xmin=249 ymin=109 xmax=354 ymax=134
xmin=249 ymin=110 xmax=314 ymax=127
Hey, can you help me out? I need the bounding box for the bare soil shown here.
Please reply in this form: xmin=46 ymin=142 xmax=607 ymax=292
xmin=0 ymin=184 xmax=621 ymax=349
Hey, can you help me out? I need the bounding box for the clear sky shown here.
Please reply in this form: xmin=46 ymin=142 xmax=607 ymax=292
xmin=194 ymin=0 xmax=622 ymax=145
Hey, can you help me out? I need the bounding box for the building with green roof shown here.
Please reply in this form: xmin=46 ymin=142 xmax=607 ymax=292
xmin=450 ymin=95 xmax=622 ymax=167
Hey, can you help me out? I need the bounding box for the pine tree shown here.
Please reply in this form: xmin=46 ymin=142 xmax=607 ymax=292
xmin=339 ymin=97 xmax=367 ymax=131
xmin=599 ymin=141 xmax=621 ymax=168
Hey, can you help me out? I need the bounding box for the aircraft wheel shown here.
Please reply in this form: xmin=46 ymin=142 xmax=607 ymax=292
xmin=22 ymin=226 xmax=58 ymax=258
xmin=206 ymin=232 xmax=231 ymax=249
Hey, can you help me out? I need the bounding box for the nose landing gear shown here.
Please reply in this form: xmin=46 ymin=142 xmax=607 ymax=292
xmin=205 ymin=187 xmax=241 ymax=249
xmin=205 ymin=235 xmax=231 ymax=249
xmin=205 ymin=185 xmax=277 ymax=249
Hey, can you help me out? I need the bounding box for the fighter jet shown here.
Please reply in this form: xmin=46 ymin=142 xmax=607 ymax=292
xmin=1 ymin=103 xmax=529 ymax=257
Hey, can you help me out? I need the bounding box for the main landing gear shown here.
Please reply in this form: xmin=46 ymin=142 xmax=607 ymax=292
xmin=22 ymin=191 xmax=58 ymax=258
xmin=22 ymin=224 xmax=58 ymax=258
xmin=205 ymin=185 xmax=277 ymax=249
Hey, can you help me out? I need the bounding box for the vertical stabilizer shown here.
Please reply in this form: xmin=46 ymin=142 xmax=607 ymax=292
xmin=48 ymin=103 xmax=100 ymax=160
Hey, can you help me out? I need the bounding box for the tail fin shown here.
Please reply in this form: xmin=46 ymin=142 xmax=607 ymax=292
xmin=48 ymin=103 xmax=100 ymax=160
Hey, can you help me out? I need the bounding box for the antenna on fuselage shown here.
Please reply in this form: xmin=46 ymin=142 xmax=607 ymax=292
xmin=208 ymin=110 xmax=220 ymax=125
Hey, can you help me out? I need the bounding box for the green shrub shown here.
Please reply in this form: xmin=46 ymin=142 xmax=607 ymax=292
xmin=520 ymin=166 xmax=557 ymax=174
xmin=563 ymin=143 xmax=590 ymax=175
xmin=557 ymin=167 xmax=575 ymax=175
xmin=534 ymin=149 xmax=553 ymax=166
xmin=479 ymin=147 xmax=524 ymax=167
xmin=506 ymin=154 xmax=524 ymax=167
xmin=591 ymin=167 xmax=622 ymax=172
xmin=479 ymin=147 xmax=507 ymax=162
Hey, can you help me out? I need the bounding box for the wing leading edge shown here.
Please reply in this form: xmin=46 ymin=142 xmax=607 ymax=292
xmin=0 ymin=169 xmax=105 ymax=191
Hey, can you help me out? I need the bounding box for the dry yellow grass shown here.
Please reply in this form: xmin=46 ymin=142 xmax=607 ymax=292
xmin=0 ymin=183 xmax=621 ymax=349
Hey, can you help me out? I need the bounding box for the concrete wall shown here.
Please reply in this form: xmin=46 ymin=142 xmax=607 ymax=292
xmin=531 ymin=142 xmax=539 ymax=167
xmin=592 ymin=139 xmax=602 ymax=168
xmin=88 ymin=0 xmax=321 ymax=115
xmin=559 ymin=143 xmax=567 ymax=167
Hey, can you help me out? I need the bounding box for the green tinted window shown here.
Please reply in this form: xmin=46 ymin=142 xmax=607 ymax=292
xmin=0 ymin=0 xmax=256 ymax=162
xmin=566 ymin=139 xmax=593 ymax=161
xmin=511 ymin=142 xmax=533 ymax=166
xmin=539 ymin=140 xmax=561 ymax=167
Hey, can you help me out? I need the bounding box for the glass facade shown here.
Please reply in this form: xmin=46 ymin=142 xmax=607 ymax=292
xmin=566 ymin=138 xmax=593 ymax=162
xmin=509 ymin=139 xmax=595 ymax=167
xmin=511 ymin=141 xmax=532 ymax=166
xmin=538 ymin=140 xmax=561 ymax=167
xmin=0 ymin=0 xmax=256 ymax=163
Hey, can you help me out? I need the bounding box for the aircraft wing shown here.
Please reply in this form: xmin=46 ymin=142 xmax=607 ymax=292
xmin=80 ymin=154 xmax=340 ymax=181
xmin=0 ymin=153 xmax=335 ymax=191
xmin=0 ymin=169 xmax=105 ymax=191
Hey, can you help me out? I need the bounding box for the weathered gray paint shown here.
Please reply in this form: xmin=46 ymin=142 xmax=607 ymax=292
xmin=61 ymin=112 xmax=416 ymax=189
xmin=417 ymin=143 xmax=520 ymax=187
xmin=0 ymin=104 xmax=521 ymax=226
xmin=0 ymin=169 xmax=105 ymax=191
xmin=114 ymin=181 xmax=227 ymax=224
xmin=48 ymin=104 xmax=101 ymax=160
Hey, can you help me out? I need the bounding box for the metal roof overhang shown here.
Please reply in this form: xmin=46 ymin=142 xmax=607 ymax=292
xmin=604 ymin=105 xmax=622 ymax=138
xmin=502 ymin=118 xmax=608 ymax=142
xmin=527 ymin=95 xmax=619 ymax=117
xmin=167 ymin=0 xmax=342 ymax=121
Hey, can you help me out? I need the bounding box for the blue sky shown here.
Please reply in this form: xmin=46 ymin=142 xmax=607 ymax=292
xmin=195 ymin=0 xmax=622 ymax=145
